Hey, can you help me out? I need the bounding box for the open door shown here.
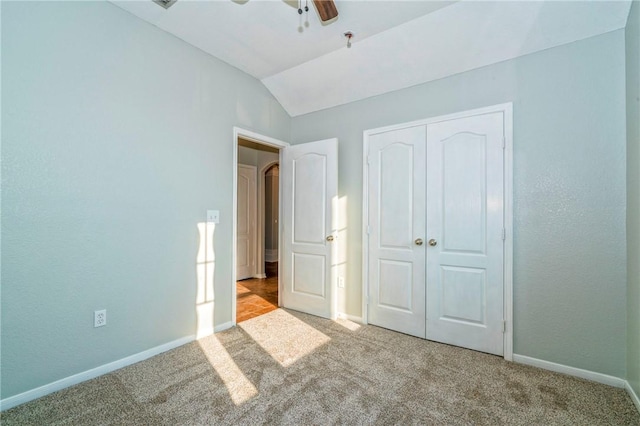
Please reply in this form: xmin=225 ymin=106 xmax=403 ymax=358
xmin=281 ymin=138 xmax=338 ymax=319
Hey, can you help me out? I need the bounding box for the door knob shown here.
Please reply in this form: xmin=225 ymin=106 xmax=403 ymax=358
xmin=326 ymin=235 xmax=335 ymax=242
xmin=428 ymin=239 xmax=437 ymax=247
xmin=415 ymin=238 xmax=423 ymax=246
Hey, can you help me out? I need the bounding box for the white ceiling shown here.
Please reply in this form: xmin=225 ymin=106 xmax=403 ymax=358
xmin=113 ymin=0 xmax=632 ymax=117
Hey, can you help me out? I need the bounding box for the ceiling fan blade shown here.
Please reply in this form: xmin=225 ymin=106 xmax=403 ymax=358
xmin=313 ymin=0 xmax=338 ymax=22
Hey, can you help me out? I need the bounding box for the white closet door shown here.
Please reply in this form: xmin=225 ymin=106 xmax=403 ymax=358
xmin=281 ymin=138 xmax=338 ymax=319
xmin=367 ymin=126 xmax=426 ymax=338
xmin=237 ymin=164 xmax=257 ymax=280
xmin=425 ymin=112 xmax=505 ymax=356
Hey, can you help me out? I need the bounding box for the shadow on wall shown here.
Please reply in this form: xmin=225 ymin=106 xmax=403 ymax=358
xmin=196 ymin=222 xmax=215 ymax=338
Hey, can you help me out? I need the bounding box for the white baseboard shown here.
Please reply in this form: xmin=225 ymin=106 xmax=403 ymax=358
xmin=0 ymin=335 xmax=195 ymax=412
xmin=253 ymin=273 xmax=267 ymax=279
xmin=214 ymin=321 xmax=234 ymax=333
xmin=512 ymin=354 xmax=625 ymax=388
xmin=336 ymin=313 xmax=364 ymax=324
xmin=626 ymin=381 xmax=640 ymax=413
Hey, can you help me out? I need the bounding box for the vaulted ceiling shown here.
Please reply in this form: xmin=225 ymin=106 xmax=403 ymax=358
xmin=113 ymin=0 xmax=632 ymax=117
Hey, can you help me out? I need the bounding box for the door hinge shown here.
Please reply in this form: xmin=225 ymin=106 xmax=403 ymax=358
xmin=502 ymin=228 xmax=506 ymax=241
xmin=502 ymin=320 xmax=506 ymax=333
xmin=367 ymin=155 xmax=371 ymax=165
xmin=502 ymin=137 xmax=506 ymax=149
xmin=367 ymin=226 xmax=371 ymax=235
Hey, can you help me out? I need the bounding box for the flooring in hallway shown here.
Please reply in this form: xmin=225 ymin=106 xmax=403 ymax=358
xmin=236 ymin=264 xmax=278 ymax=323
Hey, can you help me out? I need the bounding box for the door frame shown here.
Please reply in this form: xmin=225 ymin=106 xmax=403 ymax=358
xmin=361 ymin=103 xmax=514 ymax=361
xmin=232 ymin=127 xmax=289 ymax=326
xmin=260 ymin=161 xmax=280 ymax=271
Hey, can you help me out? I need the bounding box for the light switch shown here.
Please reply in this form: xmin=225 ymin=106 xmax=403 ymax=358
xmin=207 ymin=210 xmax=220 ymax=223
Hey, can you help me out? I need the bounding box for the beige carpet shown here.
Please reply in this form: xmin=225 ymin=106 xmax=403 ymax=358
xmin=2 ymin=308 xmax=638 ymax=425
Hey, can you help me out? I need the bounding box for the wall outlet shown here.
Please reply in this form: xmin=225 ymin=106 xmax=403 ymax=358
xmin=338 ymin=276 xmax=345 ymax=288
xmin=94 ymin=309 xmax=107 ymax=328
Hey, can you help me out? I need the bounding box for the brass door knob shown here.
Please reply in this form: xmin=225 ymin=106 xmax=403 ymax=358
xmin=326 ymin=235 xmax=335 ymax=242
xmin=428 ymin=239 xmax=437 ymax=247
xmin=415 ymin=238 xmax=423 ymax=246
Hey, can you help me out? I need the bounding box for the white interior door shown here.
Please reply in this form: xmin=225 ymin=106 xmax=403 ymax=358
xmin=425 ymin=112 xmax=505 ymax=355
xmin=281 ymin=138 xmax=338 ymax=319
xmin=367 ymin=126 xmax=426 ymax=338
xmin=237 ymin=164 xmax=257 ymax=280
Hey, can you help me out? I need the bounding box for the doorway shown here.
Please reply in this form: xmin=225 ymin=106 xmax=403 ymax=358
xmin=235 ymin=135 xmax=282 ymax=324
xmin=232 ymin=128 xmax=339 ymax=326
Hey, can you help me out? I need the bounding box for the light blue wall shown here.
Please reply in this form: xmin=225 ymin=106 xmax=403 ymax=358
xmin=1 ymin=1 xmax=289 ymax=399
xmin=291 ymin=31 xmax=628 ymax=378
xmin=1 ymin=0 xmax=633 ymax=404
xmin=627 ymin=0 xmax=640 ymax=398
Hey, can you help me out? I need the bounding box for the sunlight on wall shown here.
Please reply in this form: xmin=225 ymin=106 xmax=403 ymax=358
xmin=239 ymin=309 xmax=330 ymax=367
xmin=335 ymin=317 xmax=361 ymax=331
xmin=198 ymin=336 xmax=258 ymax=405
xmin=336 ymin=195 xmax=348 ymax=315
xmin=196 ymin=222 xmax=215 ymax=339
xmin=488 ymin=197 xmax=502 ymax=214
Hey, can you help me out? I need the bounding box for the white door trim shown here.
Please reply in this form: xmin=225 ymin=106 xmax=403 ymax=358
xmin=232 ymin=127 xmax=289 ymax=327
xmin=361 ymin=103 xmax=514 ymax=361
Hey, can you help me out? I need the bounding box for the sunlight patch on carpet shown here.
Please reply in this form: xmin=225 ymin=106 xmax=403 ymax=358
xmin=239 ymin=309 xmax=330 ymax=367
xmin=236 ymin=283 xmax=251 ymax=295
xmin=197 ymin=336 xmax=258 ymax=405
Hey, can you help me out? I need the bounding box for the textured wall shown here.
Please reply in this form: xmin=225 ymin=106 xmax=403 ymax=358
xmin=291 ymin=31 xmax=627 ymax=377
xmin=627 ymin=0 xmax=640 ymax=398
xmin=1 ymin=1 xmax=289 ymax=399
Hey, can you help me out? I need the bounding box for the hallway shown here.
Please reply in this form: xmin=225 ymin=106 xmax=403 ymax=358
xmin=236 ymin=263 xmax=278 ymax=323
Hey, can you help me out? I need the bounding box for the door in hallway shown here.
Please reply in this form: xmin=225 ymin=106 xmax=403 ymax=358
xmin=237 ymin=164 xmax=257 ymax=280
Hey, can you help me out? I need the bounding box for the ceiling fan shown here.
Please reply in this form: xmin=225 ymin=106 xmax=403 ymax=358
xmin=309 ymin=0 xmax=338 ymax=22
xmin=153 ymin=0 xmax=338 ymax=22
